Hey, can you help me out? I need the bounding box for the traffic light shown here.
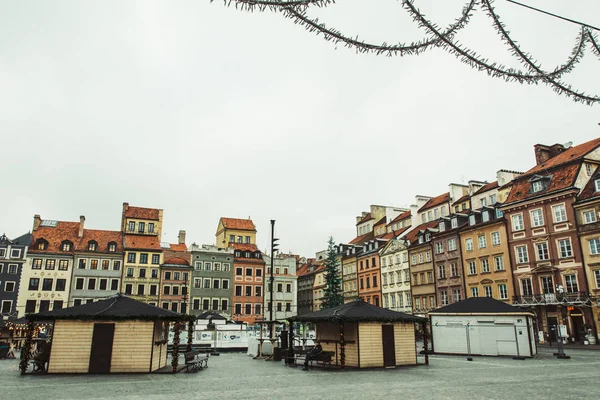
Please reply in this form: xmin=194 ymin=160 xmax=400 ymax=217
xmin=272 ymin=237 xmax=279 ymax=254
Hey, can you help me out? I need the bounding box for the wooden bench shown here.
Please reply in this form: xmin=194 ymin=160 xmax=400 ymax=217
xmin=184 ymin=351 xmax=209 ymax=373
xmin=295 ymin=351 xmax=335 ymax=369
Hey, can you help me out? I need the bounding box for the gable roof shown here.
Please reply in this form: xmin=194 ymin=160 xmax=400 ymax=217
xmin=77 ymin=229 xmax=123 ymax=252
xmin=576 ymin=173 xmax=600 ymax=203
xmin=348 ymin=231 xmax=374 ymax=245
xmin=290 ymin=299 xmax=426 ymax=322
xmin=163 ymin=256 xmax=190 ymax=266
xmin=504 ymin=163 xmax=580 ymax=204
xmin=473 ymin=181 xmax=499 ymax=195
xmin=388 ymin=211 xmax=411 ymax=226
xmin=27 ymin=295 xmax=188 ymax=321
xmin=232 ymin=243 xmax=260 ymax=252
xmin=419 ymin=193 xmax=450 ymax=212
xmin=30 ymin=220 xmax=81 ymax=253
xmin=220 ymin=217 xmax=256 ymax=231
xmin=526 ymin=137 xmax=600 ymax=175
xmin=454 ymin=194 xmax=470 ymax=204
xmin=169 ymin=243 xmax=187 ymax=252
xmin=124 ymin=205 xmax=160 ymax=221
xmin=429 ymin=297 xmax=533 ymax=315
xmin=356 ymin=213 xmax=373 ymax=225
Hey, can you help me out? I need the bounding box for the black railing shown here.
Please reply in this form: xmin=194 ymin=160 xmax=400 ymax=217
xmin=512 ymin=292 xmax=592 ymax=306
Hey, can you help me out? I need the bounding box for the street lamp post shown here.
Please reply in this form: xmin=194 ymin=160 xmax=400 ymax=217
xmin=554 ymin=284 xmax=570 ymax=359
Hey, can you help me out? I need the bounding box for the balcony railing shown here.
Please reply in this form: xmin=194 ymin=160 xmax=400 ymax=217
xmin=512 ymin=292 xmax=593 ymax=306
xmin=124 ymin=229 xmax=158 ymax=235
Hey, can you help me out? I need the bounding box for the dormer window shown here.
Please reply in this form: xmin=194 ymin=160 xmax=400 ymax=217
xmin=490 ymin=194 xmax=497 ymax=204
xmin=138 ymin=222 xmax=145 ymax=233
xmin=530 ymin=175 xmax=551 ymax=193
xmin=235 ymin=251 xmax=241 ymax=257
xmin=108 ymin=242 xmax=117 ymax=252
xmin=496 ymin=208 xmax=504 ymax=218
xmin=532 ymin=180 xmax=544 ymax=193
xmin=245 ymin=251 xmax=250 ymax=258
xmin=128 ymin=221 xmax=135 ymax=232
xmin=595 ymin=179 xmax=600 ymax=192
xmin=451 ymin=218 xmax=458 ymax=229
xmin=418 ymin=236 xmax=424 ymax=244
xmin=61 ymin=241 xmax=73 ymax=252
xmin=88 ymin=241 xmax=98 ymax=251
xmin=469 ymin=215 xmax=476 ymax=226
xmin=439 ymin=221 xmax=446 ymax=232
xmin=35 ymin=239 xmax=48 ymax=250
xmin=425 ymin=233 xmax=431 ymax=242
xmin=481 ymin=198 xmax=487 ymax=207
xmin=482 ymin=211 xmax=490 ymax=222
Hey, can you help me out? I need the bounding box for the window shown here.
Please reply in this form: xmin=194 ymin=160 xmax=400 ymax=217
xmin=427 ymin=272 xmax=433 ymax=283
xmin=204 ymin=279 xmax=211 ymax=289
xmin=468 ymin=261 xmax=476 ymax=275
xmin=481 ymin=259 xmax=490 ymax=273
xmin=58 ymin=260 xmax=69 ymax=270
xmin=255 ymin=304 xmax=262 ymax=315
xmin=553 ymin=204 xmax=567 ymax=222
xmin=469 ymin=215 xmax=476 ymax=226
xmin=512 ymin=214 xmax=524 ymax=231
xmin=111 ymin=279 xmax=119 ymax=291
xmin=541 ymin=276 xmax=554 ymax=294
xmin=172 ymin=286 xmax=179 ymax=296
xmin=584 ymin=210 xmax=597 ymax=224
xmin=565 ymin=274 xmax=578 ymax=293
xmin=496 ymin=208 xmax=504 ymax=218
xmin=516 ymin=245 xmax=529 ymax=263
xmin=88 ymin=241 xmax=97 ymax=251
xmin=246 ymin=268 xmax=252 ymax=276
xmin=163 ymin=285 xmax=171 ymax=295
xmin=415 ymin=298 xmax=421 ymax=310
xmin=140 ymin=253 xmax=148 ymax=264
xmin=221 ymin=299 xmax=228 ymax=312
xmin=276 ymin=303 xmax=282 ymax=312
xmin=32 ymin=259 xmax=42 ymax=269
xmin=245 ymin=286 xmax=252 ymax=296
xmin=590 ymin=238 xmax=600 ymax=255
xmin=137 ymin=222 xmax=145 ymax=233
xmin=448 ymin=239 xmax=456 ymax=251
xmin=451 ymin=218 xmax=458 ymax=229
xmin=88 ymin=278 xmax=96 ymax=290
xmin=492 ymin=232 xmax=501 ymax=246
xmin=99 ymin=279 xmax=108 ymax=290
xmin=42 ymin=278 xmax=53 ymax=291
xmin=148 ymin=223 xmax=154 ymax=233
xmin=437 ymin=265 xmax=446 ymax=279
xmin=531 ymin=180 xmax=544 ymax=193
xmin=439 ymin=221 xmax=446 ymax=232
xmin=102 ymin=260 xmax=110 ymax=270
xmin=277 ymin=283 xmax=283 ymax=292
xmin=453 ymin=289 xmax=461 ymax=302
xmin=531 ymin=209 xmax=544 ymax=227
xmin=126 ymin=267 xmax=134 ymax=278
xmin=245 ymin=304 xmax=252 ymax=314
xmin=125 ymin=284 xmax=133 ymax=295
xmin=139 ymin=268 xmax=146 ymax=278
xmin=90 ymin=259 xmax=98 ymax=270
xmin=45 ymin=259 xmax=56 ymax=270
xmin=435 ymin=242 xmax=443 ymax=254
xmin=595 ymin=179 xmax=600 ymax=192
xmin=56 ymin=279 xmax=66 ymax=291
xmin=373 ymin=275 xmax=378 ymax=287
xmin=127 ymin=253 xmax=136 ymax=263
xmin=61 ymin=241 xmax=72 ymax=252
xmin=212 ymin=299 xmax=219 ymax=311
xmin=152 ymin=254 xmax=160 ymax=264
xmin=36 ymin=239 xmax=48 ymax=250
xmin=411 ymin=255 xmax=417 ymax=265
xmin=536 ymin=242 xmax=549 ymax=261
xmin=558 ymin=239 xmax=573 ymax=258
xmin=128 ymin=221 xmax=135 ymax=232
xmin=222 ymin=280 xmax=229 ymax=290
xmin=245 ymin=236 xmax=251 ymax=244
xmin=53 ymin=300 xmax=63 ymax=310
xmin=237 ymin=236 xmax=243 ymax=243
xmin=75 ymin=278 xmax=84 ymax=290
xmin=498 ymin=284 xmax=508 ymax=299
xmin=484 ymin=286 xmax=492 ymax=297
xmin=594 ymin=270 xmax=600 ymax=288
xmin=465 ymin=238 xmax=473 ymax=251
xmin=425 ymin=251 xmax=431 ymax=262
xmin=108 ymin=242 xmax=117 ymax=252
xmin=78 ymin=259 xmax=87 ymax=269
xmin=490 ymin=194 xmax=497 ymax=204
xmin=450 ymin=263 xmax=458 ymax=277
xmin=256 ymin=269 xmax=262 ymax=277
xmin=212 ymin=279 xmax=220 ymax=289
xmin=471 ymin=287 xmax=479 ymax=297
xmin=494 ymin=256 xmax=504 ymax=271
xmin=4 ymin=281 xmax=15 ymax=292
xmin=137 ymin=284 xmax=145 ymax=295
xmin=8 ymin=264 xmax=17 ymax=274
xmin=478 ymin=235 xmax=487 ymax=249
xmin=25 ymin=300 xmax=36 ymax=313
xmin=441 ymin=291 xmax=448 ymax=306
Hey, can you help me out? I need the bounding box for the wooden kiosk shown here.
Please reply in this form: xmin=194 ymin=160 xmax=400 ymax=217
xmin=289 ymin=299 xmax=427 ymax=369
xmin=20 ymin=294 xmax=193 ymax=374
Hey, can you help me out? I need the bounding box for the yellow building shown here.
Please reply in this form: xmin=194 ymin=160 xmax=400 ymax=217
xmin=215 ymin=217 xmax=257 ymax=247
xmin=312 ymin=263 xmax=327 ymax=311
xmin=406 ymin=222 xmax=438 ymax=314
xmin=460 ymin=206 xmax=514 ymax=302
xmin=574 ymin=176 xmax=600 ymax=341
xmin=121 ymin=203 xmax=163 ymax=305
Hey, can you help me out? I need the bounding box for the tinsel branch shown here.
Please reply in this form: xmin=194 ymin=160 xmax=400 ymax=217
xmin=590 ymin=31 xmax=600 ymax=59
xmin=215 ymin=0 xmax=336 ymax=13
xmin=283 ymin=0 xmax=476 ymax=57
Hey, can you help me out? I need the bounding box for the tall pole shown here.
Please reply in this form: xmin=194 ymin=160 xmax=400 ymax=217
xmin=270 ymin=220 xmax=275 ymax=339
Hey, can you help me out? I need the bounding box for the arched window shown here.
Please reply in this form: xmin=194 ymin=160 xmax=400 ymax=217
xmin=108 ymin=242 xmax=117 ymax=252
xmin=35 ymin=239 xmax=48 ymax=250
xmin=88 ymin=240 xmax=98 ymax=251
xmin=60 ymin=240 xmax=73 ymax=252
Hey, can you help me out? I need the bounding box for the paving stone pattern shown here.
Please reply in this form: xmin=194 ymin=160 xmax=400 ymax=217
xmin=1 ymin=348 xmax=599 ymax=400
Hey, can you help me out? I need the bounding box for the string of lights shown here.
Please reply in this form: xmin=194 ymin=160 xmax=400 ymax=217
xmin=218 ymin=0 xmax=600 ymax=104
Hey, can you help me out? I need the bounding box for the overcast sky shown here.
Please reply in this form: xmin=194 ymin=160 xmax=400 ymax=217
xmin=1 ymin=0 xmax=599 ymax=257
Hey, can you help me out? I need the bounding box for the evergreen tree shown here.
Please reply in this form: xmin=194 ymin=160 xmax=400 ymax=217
xmin=321 ymin=237 xmax=344 ymax=309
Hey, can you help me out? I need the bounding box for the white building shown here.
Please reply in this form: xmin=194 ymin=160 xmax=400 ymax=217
xmin=263 ymin=254 xmax=298 ymax=321
xmin=380 ymin=237 xmax=412 ymax=314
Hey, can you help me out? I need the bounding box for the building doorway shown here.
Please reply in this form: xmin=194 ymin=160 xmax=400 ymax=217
xmin=382 ymin=325 xmax=396 ymax=367
xmin=89 ymin=323 xmax=115 ymax=373
xmin=547 ymin=316 xmax=558 ymax=342
xmin=569 ymin=313 xmax=585 ymax=342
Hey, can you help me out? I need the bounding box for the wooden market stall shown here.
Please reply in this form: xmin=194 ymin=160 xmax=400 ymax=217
xmin=20 ymin=294 xmax=193 ymax=374
xmin=289 ymin=299 xmax=427 ymax=369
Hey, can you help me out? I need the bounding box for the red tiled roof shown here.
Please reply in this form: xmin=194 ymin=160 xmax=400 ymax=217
xmin=454 ymin=194 xmax=470 ymax=204
xmin=231 ymin=243 xmax=259 ymax=252
xmin=169 ymin=243 xmax=187 ymax=251
xmin=380 ymin=232 xmax=395 ymax=240
xmin=77 ymin=229 xmax=123 ymax=252
xmin=163 ymin=257 xmax=190 ymax=266
xmin=473 ymin=181 xmax=499 ymax=195
xmin=349 ymin=231 xmax=374 ymax=245
xmin=220 ymin=217 xmax=256 ymax=231
xmin=388 ymin=211 xmax=411 ymax=226
xmin=374 ymin=217 xmax=387 ymax=227
xmin=393 ymin=225 xmax=411 ymax=238
xmin=526 ymin=137 xmax=600 ymax=175
xmin=419 ymin=193 xmax=450 ymax=212
xmin=356 ymin=213 xmax=373 ymax=225
xmin=404 ymin=221 xmax=439 ymax=245
xmin=124 ymin=205 xmax=160 ymax=220
xmin=30 ymin=220 xmax=81 ymax=253
xmin=505 ymin=163 xmax=580 ymax=204
xmin=578 ymin=174 xmax=600 ymax=202
xmin=124 ymin=235 xmax=161 ymax=250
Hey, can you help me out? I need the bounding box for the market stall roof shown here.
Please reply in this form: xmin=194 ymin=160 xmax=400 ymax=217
xmin=429 ymin=297 xmax=534 ymax=315
xmin=26 ymin=294 xmax=192 ymax=322
xmin=289 ymin=299 xmax=427 ymax=323
xmin=197 ymin=311 xmax=227 ymax=321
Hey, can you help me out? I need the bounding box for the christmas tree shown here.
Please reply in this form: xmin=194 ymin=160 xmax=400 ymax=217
xmin=321 ymin=237 xmax=344 ymax=309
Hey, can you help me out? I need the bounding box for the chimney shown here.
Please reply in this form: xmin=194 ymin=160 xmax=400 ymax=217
xmin=33 ymin=214 xmax=41 ymax=231
xmin=549 ymin=143 xmax=566 ymax=158
xmin=79 ymin=215 xmax=85 ymax=238
xmin=178 ymin=230 xmax=186 ymax=245
xmin=534 ymin=144 xmax=551 ymax=165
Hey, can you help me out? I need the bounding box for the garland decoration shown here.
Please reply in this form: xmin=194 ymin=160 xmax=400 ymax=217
xmin=187 ymin=319 xmax=194 ymax=352
xmin=171 ymin=322 xmax=181 ymax=372
xmin=218 ymin=0 xmax=600 ymax=105
xmin=19 ymin=321 xmax=35 ymax=375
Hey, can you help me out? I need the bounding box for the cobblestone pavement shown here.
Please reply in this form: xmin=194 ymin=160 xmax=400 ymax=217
xmin=1 ymin=348 xmax=599 ymax=400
